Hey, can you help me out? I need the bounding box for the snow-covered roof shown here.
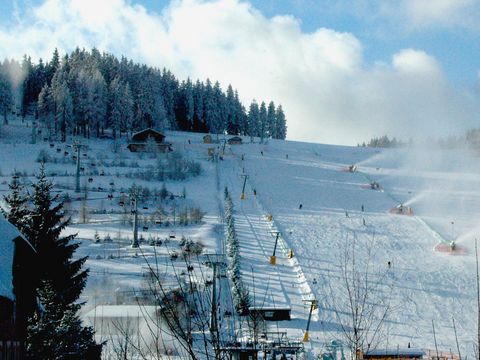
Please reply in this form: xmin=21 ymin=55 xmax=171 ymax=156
xmin=0 ymin=214 xmax=32 ymax=301
xmin=84 ymin=305 xmax=159 ymax=319
xmin=364 ymin=349 xmax=425 ymax=357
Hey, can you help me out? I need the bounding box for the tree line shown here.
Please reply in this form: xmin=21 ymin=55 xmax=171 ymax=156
xmin=0 ymin=48 xmax=287 ymax=140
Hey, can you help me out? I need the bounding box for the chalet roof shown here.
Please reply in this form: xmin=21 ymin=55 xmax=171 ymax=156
xmin=84 ymin=305 xmax=159 ymax=319
xmin=0 ymin=214 xmax=34 ymax=300
xmin=364 ymin=349 xmax=425 ymax=357
xmin=131 ymin=128 xmax=165 ymax=142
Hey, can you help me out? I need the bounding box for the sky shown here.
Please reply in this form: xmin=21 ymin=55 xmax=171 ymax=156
xmin=0 ymin=0 xmax=479 ymax=145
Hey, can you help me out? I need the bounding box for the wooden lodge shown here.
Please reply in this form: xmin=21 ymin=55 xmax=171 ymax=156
xmin=127 ymin=128 xmax=172 ymax=153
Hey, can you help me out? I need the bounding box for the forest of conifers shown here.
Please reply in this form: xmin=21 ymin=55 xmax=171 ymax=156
xmin=0 ymin=48 xmax=287 ymax=141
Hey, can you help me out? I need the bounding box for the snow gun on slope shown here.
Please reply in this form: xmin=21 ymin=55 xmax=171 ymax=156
xmin=389 ymin=204 xmax=413 ymax=216
xmin=361 ymin=181 xmax=381 ymax=190
xmin=342 ymin=164 xmax=357 ymax=173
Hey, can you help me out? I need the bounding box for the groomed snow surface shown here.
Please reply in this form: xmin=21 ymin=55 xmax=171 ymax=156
xmin=1 ymin=119 xmax=479 ymax=358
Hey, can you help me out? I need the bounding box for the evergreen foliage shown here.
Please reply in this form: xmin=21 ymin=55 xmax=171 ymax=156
xmin=21 ymin=166 xmax=102 ymax=358
xmin=26 ymin=282 xmax=102 ymax=360
xmin=11 ymin=48 xmax=287 ymax=139
xmin=1 ymin=174 xmax=30 ymax=233
xmin=223 ymin=187 xmax=251 ymax=314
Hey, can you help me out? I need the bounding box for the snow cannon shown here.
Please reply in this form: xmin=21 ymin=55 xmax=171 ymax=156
xmin=362 ymin=181 xmax=381 ymax=190
xmin=370 ymin=181 xmax=381 ymax=190
xmin=342 ymin=164 xmax=358 ymax=173
xmin=389 ymin=204 xmax=413 ymax=216
xmin=434 ymin=241 xmax=467 ymax=255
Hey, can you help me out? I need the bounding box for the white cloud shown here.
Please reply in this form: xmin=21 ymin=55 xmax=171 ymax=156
xmin=0 ymin=0 xmax=478 ymax=145
xmin=401 ymin=0 xmax=476 ymax=27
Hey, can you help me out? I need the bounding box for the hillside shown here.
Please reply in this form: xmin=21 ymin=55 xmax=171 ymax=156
xmin=0 ymin=118 xmax=478 ymax=359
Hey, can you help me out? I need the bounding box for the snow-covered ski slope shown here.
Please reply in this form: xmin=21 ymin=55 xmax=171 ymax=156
xmin=1 ymin=122 xmax=479 ymax=357
xmin=219 ymin=138 xmax=480 ymax=356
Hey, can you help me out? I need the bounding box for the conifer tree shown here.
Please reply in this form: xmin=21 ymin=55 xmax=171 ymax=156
xmin=0 ymin=66 xmax=12 ymax=125
xmin=259 ymin=101 xmax=267 ymax=143
xmin=275 ymin=105 xmax=287 ymax=140
xmin=25 ymin=166 xmax=102 ymax=359
xmin=247 ymin=100 xmax=260 ymax=142
xmin=267 ymin=101 xmax=276 ymax=138
xmin=1 ymin=173 xmax=30 ymax=233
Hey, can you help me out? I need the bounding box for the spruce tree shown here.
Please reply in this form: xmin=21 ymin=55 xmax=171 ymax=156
xmin=25 ymin=166 xmax=102 ymax=359
xmin=1 ymin=173 xmax=30 ymax=233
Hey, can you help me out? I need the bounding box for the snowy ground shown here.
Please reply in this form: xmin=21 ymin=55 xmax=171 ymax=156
xmin=1 ymin=118 xmax=479 ymax=358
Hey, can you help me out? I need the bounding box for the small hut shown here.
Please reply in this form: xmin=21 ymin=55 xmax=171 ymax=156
xmin=203 ymin=134 xmax=213 ymax=144
xmin=228 ymin=136 xmax=243 ymax=145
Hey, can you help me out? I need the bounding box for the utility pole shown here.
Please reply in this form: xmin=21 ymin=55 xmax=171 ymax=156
xmin=131 ymin=193 xmax=139 ymax=248
xmin=211 ymin=261 xmax=218 ymax=334
xmin=31 ymin=121 xmax=37 ymax=144
xmin=270 ymin=231 xmax=280 ymax=265
xmin=240 ymin=174 xmax=249 ymax=200
xmin=73 ymin=141 xmax=81 ymax=193
xmin=303 ymin=299 xmax=317 ymax=342
xmin=203 ymin=254 xmax=226 ymax=352
xmin=222 ymin=139 xmax=227 ymax=155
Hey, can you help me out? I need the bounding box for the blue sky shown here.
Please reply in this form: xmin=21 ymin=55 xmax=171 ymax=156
xmin=0 ymin=0 xmax=479 ymax=144
xmin=2 ymin=0 xmax=476 ymax=87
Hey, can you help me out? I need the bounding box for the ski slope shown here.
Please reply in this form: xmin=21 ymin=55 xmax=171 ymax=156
xmin=1 ymin=120 xmax=479 ymax=358
xmin=220 ymin=139 xmax=479 ymax=357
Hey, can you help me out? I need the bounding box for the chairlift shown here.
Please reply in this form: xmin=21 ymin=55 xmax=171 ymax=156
xmin=50 ymin=143 xmax=55 ymax=148
xmin=143 ymin=206 xmax=149 ymax=210
xmin=155 ymin=219 xmax=162 ymax=225
xmin=107 ymin=194 xmax=113 ymax=200
xmin=109 ymin=182 xmax=115 ymax=186
xmin=143 ymin=226 xmax=149 ymax=231
xmin=57 ymin=148 xmax=61 ymax=152
xmin=119 ymin=200 xmax=125 ymax=206
xmin=64 ymin=151 xmax=69 ymax=156
xmin=88 ymin=178 xmax=93 ymax=183
xmin=100 ymin=171 xmax=105 ymax=176
xmin=169 ymin=231 xmax=176 ymax=239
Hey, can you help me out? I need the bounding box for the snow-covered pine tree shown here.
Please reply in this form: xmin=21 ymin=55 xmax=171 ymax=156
xmin=37 ymin=84 xmax=55 ymax=136
xmin=275 ymin=104 xmax=287 ymax=140
xmin=0 ymin=65 xmax=13 ymax=125
xmin=51 ymin=68 xmax=73 ymax=141
xmin=259 ymin=101 xmax=267 ymax=144
xmin=267 ymin=101 xmax=276 ymax=138
xmin=247 ymin=100 xmax=260 ymax=142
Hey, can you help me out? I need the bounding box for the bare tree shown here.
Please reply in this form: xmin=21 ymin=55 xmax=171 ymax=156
xmin=328 ymin=231 xmax=394 ymax=360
